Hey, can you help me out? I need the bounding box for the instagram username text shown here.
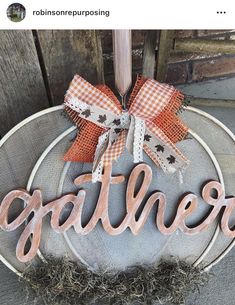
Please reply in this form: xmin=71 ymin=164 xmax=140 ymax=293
xmin=33 ymin=9 xmax=110 ymax=17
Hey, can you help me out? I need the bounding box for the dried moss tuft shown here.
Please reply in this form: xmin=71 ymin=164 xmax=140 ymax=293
xmin=21 ymin=257 xmax=210 ymax=305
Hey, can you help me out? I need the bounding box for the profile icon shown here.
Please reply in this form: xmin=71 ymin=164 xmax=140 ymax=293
xmin=7 ymin=3 xmax=26 ymax=22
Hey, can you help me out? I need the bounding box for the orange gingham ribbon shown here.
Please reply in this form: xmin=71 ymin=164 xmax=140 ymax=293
xmin=64 ymin=75 xmax=189 ymax=182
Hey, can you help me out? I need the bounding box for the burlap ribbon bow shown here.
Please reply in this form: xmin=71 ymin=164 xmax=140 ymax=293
xmin=64 ymin=75 xmax=189 ymax=182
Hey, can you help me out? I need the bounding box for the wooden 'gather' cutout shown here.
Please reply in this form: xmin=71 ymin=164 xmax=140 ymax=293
xmin=0 ymin=163 xmax=234 ymax=263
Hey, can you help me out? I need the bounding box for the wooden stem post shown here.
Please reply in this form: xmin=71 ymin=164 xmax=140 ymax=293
xmin=112 ymin=30 xmax=132 ymax=108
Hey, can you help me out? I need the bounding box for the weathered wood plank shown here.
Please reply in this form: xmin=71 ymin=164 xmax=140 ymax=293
xmin=37 ymin=30 xmax=105 ymax=105
xmin=156 ymin=30 xmax=175 ymax=82
xmin=187 ymin=97 xmax=235 ymax=108
xmin=142 ymin=30 xmax=158 ymax=78
xmin=174 ymin=39 xmax=235 ymax=54
xmin=0 ymin=30 xmax=49 ymax=137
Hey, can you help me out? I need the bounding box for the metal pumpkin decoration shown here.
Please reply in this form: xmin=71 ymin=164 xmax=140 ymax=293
xmin=0 ymin=31 xmax=234 ymax=305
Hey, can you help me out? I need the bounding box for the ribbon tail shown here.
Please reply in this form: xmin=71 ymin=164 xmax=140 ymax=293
xmin=126 ymin=116 xmax=145 ymax=163
xmin=144 ymin=123 xmax=189 ymax=174
xmin=126 ymin=116 xmax=135 ymax=155
xmin=92 ymin=129 xmax=122 ymax=183
xmin=92 ymin=131 xmax=110 ymax=182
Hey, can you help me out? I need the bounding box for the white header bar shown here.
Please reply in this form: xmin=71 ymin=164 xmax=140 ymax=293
xmin=0 ymin=0 xmax=234 ymax=29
